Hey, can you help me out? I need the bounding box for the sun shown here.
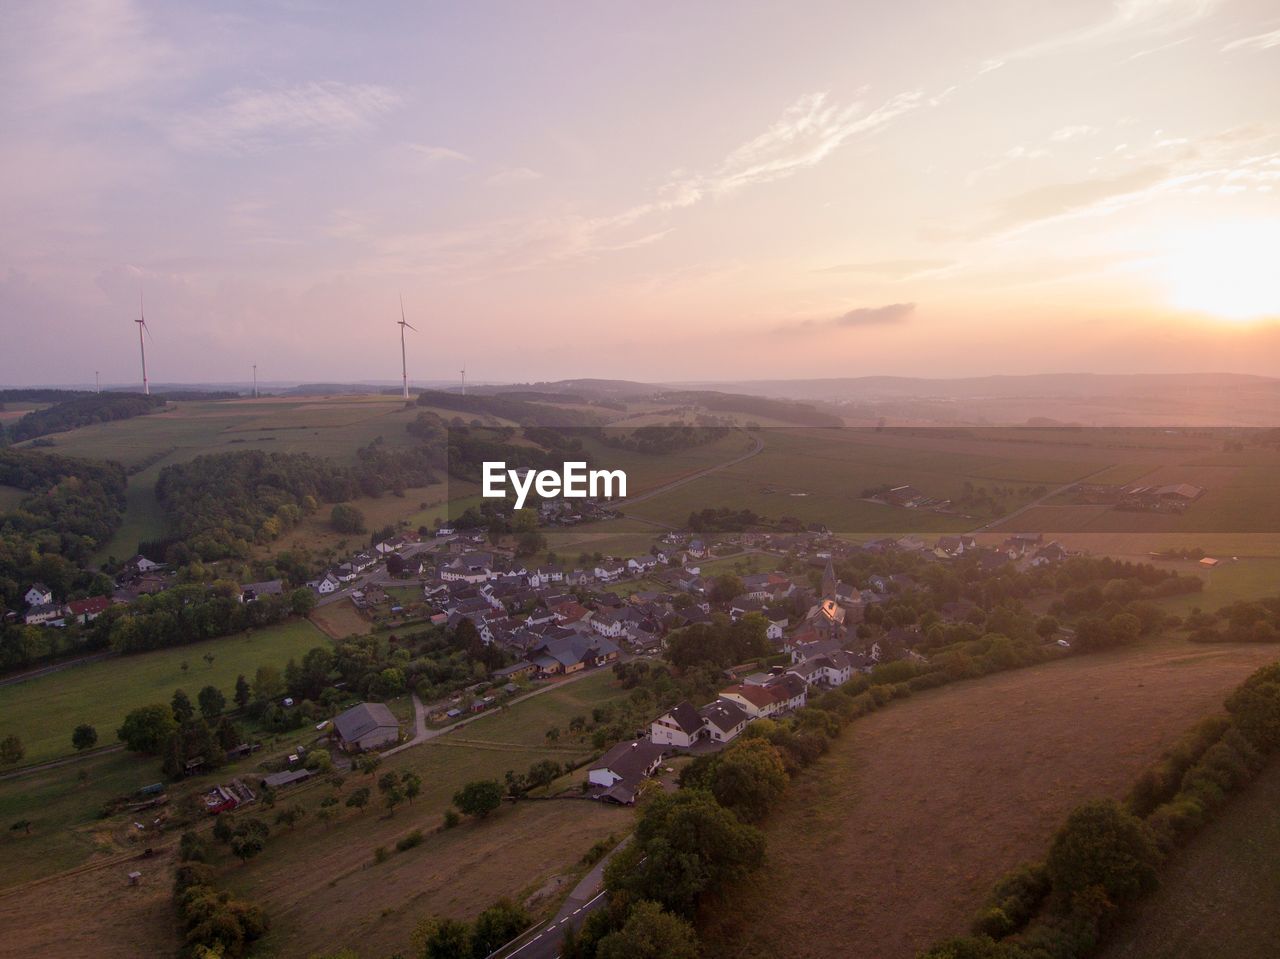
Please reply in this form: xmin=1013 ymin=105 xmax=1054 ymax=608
xmin=1160 ymin=221 xmax=1280 ymax=322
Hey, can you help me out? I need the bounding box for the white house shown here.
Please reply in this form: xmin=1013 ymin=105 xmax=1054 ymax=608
xmin=650 ymin=702 xmax=705 ymax=748
xmin=24 ymin=583 xmax=53 ymax=607
xmin=315 ymin=573 xmax=342 ymax=595
xmin=587 ymin=740 xmax=666 ymax=804
xmin=593 ymin=564 xmax=624 ymax=583
xmin=24 ymin=602 xmax=67 ymax=626
xmin=700 ymin=699 xmax=749 ymax=743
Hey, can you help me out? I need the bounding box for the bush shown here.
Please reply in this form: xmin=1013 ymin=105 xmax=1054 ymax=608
xmin=396 ymin=829 xmax=425 ymax=852
xmin=1045 ymin=800 xmax=1160 ymax=910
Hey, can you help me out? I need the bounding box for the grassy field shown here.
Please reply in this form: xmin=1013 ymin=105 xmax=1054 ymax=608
xmin=0 ymin=749 xmax=166 ymax=885
xmin=700 ymin=634 xmax=1280 ymax=959
xmin=1096 ymin=759 xmax=1280 ymax=959
xmin=0 ymin=618 xmax=327 ymax=765
xmin=222 ymin=667 xmax=635 ymax=957
xmin=310 ymin=599 xmax=374 ymax=638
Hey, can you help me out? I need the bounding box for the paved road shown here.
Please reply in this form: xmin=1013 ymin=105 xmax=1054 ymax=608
xmin=495 ymin=836 xmax=634 ymax=959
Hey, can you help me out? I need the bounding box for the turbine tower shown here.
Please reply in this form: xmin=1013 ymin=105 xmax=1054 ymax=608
xmin=460 ymin=363 xmax=466 ymax=396
xmin=397 ymin=295 xmax=417 ymax=400
xmin=136 ymin=291 xmax=152 ymax=395
xmin=252 ymin=364 xmax=258 ymax=399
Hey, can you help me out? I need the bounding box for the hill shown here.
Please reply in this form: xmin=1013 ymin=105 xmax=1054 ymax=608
xmin=699 ymin=635 xmax=1279 ymax=959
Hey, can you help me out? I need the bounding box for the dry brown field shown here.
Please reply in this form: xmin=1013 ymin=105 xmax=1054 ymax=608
xmin=701 ymin=635 xmax=1279 ymax=959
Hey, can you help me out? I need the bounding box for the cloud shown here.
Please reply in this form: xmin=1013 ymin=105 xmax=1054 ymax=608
xmin=981 ymin=0 xmax=1221 ymax=71
xmin=1050 ymin=124 xmax=1100 ymax=141
xmin=781 ymin=302 xmax=917 ymax=333
xmin=170 ymin=81 xmax=400 ymax=154
xmin=1222 ymin=28 xmax=1280 ymax=52
xmin=976 ymin=165 xmax=1171 ymax=236
xmin=2 ymin=0 xmax=178 ymax=107
xmin=813 ymin=259 xmax=951 ymax=277
xmin=689 ymin=90 xmax=925 ymax=200
xmin=409 ymin=144 xmax=470 ymax=162
xmin=486 ymin=166 xmax=542 ymax=186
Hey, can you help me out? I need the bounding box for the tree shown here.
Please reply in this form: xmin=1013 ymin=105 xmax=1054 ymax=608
xmin=386 ymin=553 xmax=406 ymax=577
xmin=198 ymin=685 xmax=226 ymax=721
xmin=253 ymin=664 xmax=284 ymax=702
xmin=707 ymin=739 xmax=789 ymax=821
xmin=234 ymin=673 xmax=251 ymax=709
xmin=709 ymin=573 xmax=745 ymax=606
xmin=607 ymin=790 xmax=765 ymax=916
xmin=117 ymin=704 xmax=178 ymax=754
xmin=330 ymin=503 xmax=366 ymax=534
xmin=274 ymin=804 xmax=306 ymax=830
xmin=10 ymin=819 xmax=32 ymax=836
xmin=171 ymin=688 xmax=195 ymax=724
xmin=453 ymin=779 xmax=503 ymax=818
xmin=230 ymin=817 xmax=270 ymax=864
xmin=1046 ymin=800 xmax=1160 ymax=907
xmin=471 ymin=900 xmax=532 ymax=957
xmin=202 ymin=652 xmax=215 ymax=668
xmin=401 ymin=771 xmax=422 ymax=804
xmin=345 ymin=786 xmax=371 ymax=813
xmin=289 ymin=588 xmax=316 ymax=616
xmin=378 ymin=770 xmax=405 ymax=815
xmin=596 ymin=900 xmax=700 ymax=959
xmin=418 ymin=917 xmax=472 ymax=959
xmin=0 ymin=735 xmax=23 ymax=766
xmin=71 ymin=724 xmax=98 ymax=752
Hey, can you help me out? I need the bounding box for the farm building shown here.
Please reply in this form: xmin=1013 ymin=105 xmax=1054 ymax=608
xmin=332 ymin=702 xmax=401 ymax=752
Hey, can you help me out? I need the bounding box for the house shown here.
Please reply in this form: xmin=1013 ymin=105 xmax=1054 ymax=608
xmin=717 ymin=683 xmax=780 ymax=719
xmin=530 ymin=634 xmax=620 ymax=675
xmin=700 ymin=699 xmax=749 ymax=743
xmin=23 ymin=583 xmax=53 ymax=607
xmin=123 ymin=555 xmax=163 ymax=576
xmin=314 ymin=572 xmax=342 ymax=595
xmin=593 ymin=564 xmax=625 ymax=583
xmin=24 ymin=602 xmax=67 ymax=626
xmin=67 ymin=596 xmax=112 ymax=624
xmin=588 ymin=740 xmax=666 ymax=804
xmin=331 ymin=702 xmax=401 ymax=752
xmin=650 ymin=701 xmax=705 ymax=748
xmin=239 ymin=579 xmax=284 ymax=603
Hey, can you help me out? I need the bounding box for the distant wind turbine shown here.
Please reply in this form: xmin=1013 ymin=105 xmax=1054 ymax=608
xmin=398 ymin=295 xmax=418 ymax=400
xmin=95 ymin=371 xmax=100 ymax=394
xmin=136 ymin=291 xmax=152 ymax=395
xmin=252 ymin=363 xmax=258 ymax=399
xmin=460 ymin=363 xmax=466 ymax=396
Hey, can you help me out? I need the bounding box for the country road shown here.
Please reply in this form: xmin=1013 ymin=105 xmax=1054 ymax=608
xmin=971 ymin=464 xmax=1116 ymax=532
xmin=620 ymin=429 xmax=764 ymax=512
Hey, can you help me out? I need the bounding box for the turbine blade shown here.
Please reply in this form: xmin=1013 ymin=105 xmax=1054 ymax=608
xmin=404 ymin=322 xmax=418 ymax=332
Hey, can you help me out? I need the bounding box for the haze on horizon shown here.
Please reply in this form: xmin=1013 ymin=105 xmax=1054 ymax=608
xmin=2 ymin=0 xmax=1279 ymax=388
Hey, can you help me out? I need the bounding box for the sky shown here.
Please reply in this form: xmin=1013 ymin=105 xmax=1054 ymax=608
xmin=1 ymin=0 xmax=1279 ymax=388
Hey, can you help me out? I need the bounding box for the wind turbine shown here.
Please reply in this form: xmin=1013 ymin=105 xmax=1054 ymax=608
xmin=460 ymin=363 xmax=466 ymax=396
xmin=397 ymin=295 xmax=417 ymax=400
xmin=136 ymin=291 xmax=152 ymax=396
xmin=95 ymin=371 xmax=100 ymax=394
xmin=252 ymin=364 xmax=258 ymax=399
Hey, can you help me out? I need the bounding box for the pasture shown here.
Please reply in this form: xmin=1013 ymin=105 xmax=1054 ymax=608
xmin=1096 ymin=758 xmax=1280 ymax=959
xmin=0 ymin=618 xmax=326 ymax=765
xmin=223 ymin=667 xmax=635 ymax=956
xmin=700 ymin=634 xmax=1280 ymax=959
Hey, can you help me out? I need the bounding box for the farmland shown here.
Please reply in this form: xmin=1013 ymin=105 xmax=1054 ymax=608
xmin=0 ymin=618 xmax=326 ymax=765
xmin=226 ymin=668 xmax=634 ymax=956
xmin=1096 ymin=759 xmax=1280 ymax=959
xmin=699 ymin=635 xmax=1280 ymax=959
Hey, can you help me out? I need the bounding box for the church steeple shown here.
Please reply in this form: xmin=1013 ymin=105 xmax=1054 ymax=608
xmin=821 ymin=557 xmax=837 ymax=600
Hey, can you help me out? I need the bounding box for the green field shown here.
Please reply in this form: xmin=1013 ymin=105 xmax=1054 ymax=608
xmin=1146 ymin=557 xmax=1280 ymax=616
xmin=0 ymin=618 xmax=327 ymax=765
xmin=1097 ymin=758 xmax=1280 ymax=959
xmin=0 ymin=748 xmax=171 ymax=884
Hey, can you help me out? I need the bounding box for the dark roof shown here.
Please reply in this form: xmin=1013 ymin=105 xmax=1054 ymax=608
xmin=332 ymin=702 xmax=399 ymax=744
xmin=699 ymin=698 xmax=747 ymax=734
xmin=592 ymin=740 xmax=665 ymax=785
xmin=662 ymin=701 xmax=705 ymax=736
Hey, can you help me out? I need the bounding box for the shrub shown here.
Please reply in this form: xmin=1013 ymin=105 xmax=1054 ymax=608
xmin=1045 ymin=800 xmax=1160 ymax=910
xmin=396 ymin=829 xmax=425 ymax=852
